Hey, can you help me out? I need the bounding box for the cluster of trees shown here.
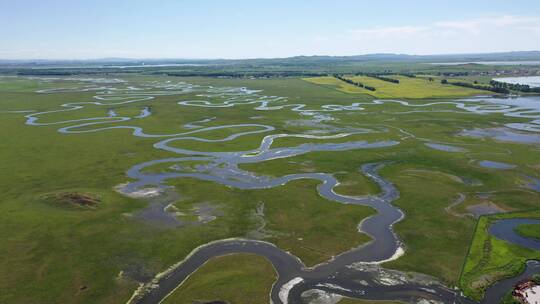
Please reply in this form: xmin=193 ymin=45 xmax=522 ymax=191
xmin=333 ymin=74 xmax=376 ymax=91
xmin=441 ymin=78 xmax=540 ymax=94
xmin=398 ymin=73 xmax=416 ymax=78
xmin=370 ymin=75 xmax=400 ymax=84
xmin=437 ymin=72 xmax=470 ymax=76
xmin=162 ymin=71 xmax=326 ymax=78
xmin=490 ymin=80 xmax=540 ymax=93
xmin=17 ymin=71 xmax=76 ymax=76
xmin=441 ymin=79 xmax=510 ymax=93
xmin=14 ymin=69 xmax=116 ymax=76
xmin=352 ymin=72 xmax=400 ymax=83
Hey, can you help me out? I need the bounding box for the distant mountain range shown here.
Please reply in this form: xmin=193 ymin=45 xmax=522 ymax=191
xmin=2 ymin=51 xmax=540 ymax=67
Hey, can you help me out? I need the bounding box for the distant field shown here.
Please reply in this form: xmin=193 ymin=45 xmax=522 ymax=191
xmin=303 ymin=75 xmax=488 ymax=98
xmin=302 ymin=76 xmax=370 ymax=94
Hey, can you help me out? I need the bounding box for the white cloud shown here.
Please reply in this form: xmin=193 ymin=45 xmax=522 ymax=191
xmin=349 ymin=15 xmax=540 ymax=39
xmin=334 ymin=14 xmax=540 ymax=55
xmin=349 ymin=26 xmax=429 ymax=39
xmin=435 ymin=15 xmax=540 ymax=35
xmin=1 ymin=14 xmax=539 ymax=59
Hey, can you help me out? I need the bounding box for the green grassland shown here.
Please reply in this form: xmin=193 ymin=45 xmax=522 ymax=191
xmin=515 ymin=223 xmax=540 ymax=241
xmin=166 ymin=178 xmax=375 ymax=266
xmin=162 ymin=253 xmax=402 ymax=304
xmin=0 ymin=76 xmax=378 ymax=303
xmin=303 ymin=75 xmax=488 ymax=98
xmin=163 ymin=254 xmax=276 ymax=304
xmin=302 ymin=76 xmax=371 ymax=94
xmin=0 ymin=74 xmax=539 ymax=303
xmin=339 ymin=299 xmax=404 ymax=304
xmin=459 ymin=211 xmax=540 ymax=300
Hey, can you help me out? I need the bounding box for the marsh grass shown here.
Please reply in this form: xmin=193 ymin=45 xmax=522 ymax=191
xmin=0 ymin=75 xmax=539 ymax=303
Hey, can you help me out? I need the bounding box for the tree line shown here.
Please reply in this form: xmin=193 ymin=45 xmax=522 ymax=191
xmin=490 ymin=80 xmax=540 ymax=93
xmin=333 ymin=74 xmax=376 ymax=91
xmin=441 ymin=79 xmax=509 ymax=94
xmin=398 ymin=73 xmax=416 ymax=78
xmin=353 ymin=72 xmax=400 ymax=84
xmin=370 ymin=75 xmax=400 ymax=84
xmin=161 ymin=71 xmax=326 ymax=78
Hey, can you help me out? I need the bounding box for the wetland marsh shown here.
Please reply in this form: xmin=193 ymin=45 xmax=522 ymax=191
xmin=1 ymin=74 xmax=539 ymax=304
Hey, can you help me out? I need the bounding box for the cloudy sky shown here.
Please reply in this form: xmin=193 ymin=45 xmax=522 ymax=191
xmin=1 ymin=0 xmax=539 ymax=59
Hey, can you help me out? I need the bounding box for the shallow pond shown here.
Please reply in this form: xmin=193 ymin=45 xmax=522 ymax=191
xmin=460 ymin=127 xmax=540 ymax=144
xmin=425 ymin=142 xmax=466 ymax=152
xmin=478 ymin=160 xmax=516 ymax=170
xmin=467 ymin=203 xmax=505 ymax=217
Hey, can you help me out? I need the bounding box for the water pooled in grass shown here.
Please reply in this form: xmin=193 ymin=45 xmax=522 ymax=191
xmin=425 ymin=142 xmax=466 ymax=152
xmin=478 ymin=160 xmax=516 ymax=170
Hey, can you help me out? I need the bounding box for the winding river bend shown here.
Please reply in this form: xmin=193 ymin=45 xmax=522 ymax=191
xmin=478 ymin=219 xmax=540 ymax=303
xmin=489 ymin=218 xmax=540 ymax=251
xmin=10 ymin=77 xmax=540 ymax=303
xmin=129 ymin=162 xmax=477 ymax=304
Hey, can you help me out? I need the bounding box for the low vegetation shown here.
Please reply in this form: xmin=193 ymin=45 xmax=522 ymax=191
xmin=304 ymin=74 xmax=489 ymax=98
xmin=162 ymin=254 xmax=276 ymax=304
xmin=339 ymin=300 xmax=403 ymax=304
xmin=1 ymin=73 xmax=539 ymax=303
xmin=515 ymin=223 xmax=540 ymax=241
xmin=459 ymin=211 xmax=540 ymax=300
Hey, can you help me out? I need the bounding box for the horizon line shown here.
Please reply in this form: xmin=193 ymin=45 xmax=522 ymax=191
xmin=1 ymin=50 xmax=540 ymax=62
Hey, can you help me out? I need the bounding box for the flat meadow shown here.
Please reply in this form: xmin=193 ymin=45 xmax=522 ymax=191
xmin=0 ymin=74 xmax=538 ymax=303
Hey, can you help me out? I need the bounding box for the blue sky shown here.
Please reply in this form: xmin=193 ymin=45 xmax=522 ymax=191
xmin=1 ymin=0 xmax=540 ymax=59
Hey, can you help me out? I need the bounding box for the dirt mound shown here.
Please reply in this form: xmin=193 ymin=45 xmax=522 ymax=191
xmin=43 ymin=192 xmax=101 ymax=208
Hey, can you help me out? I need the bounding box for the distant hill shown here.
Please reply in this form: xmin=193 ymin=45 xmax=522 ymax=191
xmin=2 ymin=51 xmax=540 ymax=68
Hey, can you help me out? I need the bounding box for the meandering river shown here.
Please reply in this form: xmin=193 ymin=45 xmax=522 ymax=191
xmin=10 ymin=77 xmax=540 ymax=304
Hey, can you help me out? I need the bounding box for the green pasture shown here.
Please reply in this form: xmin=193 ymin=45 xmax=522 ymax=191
xmin=163 ymin=253 xmax=276 ymax=304
xmin=459 ymin=211 xmax=540 ymax=300
xmin=0 ymin=75 xmax=538 ymax=303
xmin=515 ymin=223 xmax=540 ymax=241
xmin=303 ymin=75 xmax=489 ymax=99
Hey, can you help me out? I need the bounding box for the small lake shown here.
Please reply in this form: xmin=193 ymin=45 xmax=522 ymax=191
xmin=425 ymin=143 xmax=466 ymax=152
xmin=460 ymin=127 xmax=540 ymax=144
xmin=478 ymin=160 xmax=516 ymax=170
xmin=527 ymin=176 xmax=540 ymax=192
xmin=467 ymin=203 xmax=505 ymax=217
